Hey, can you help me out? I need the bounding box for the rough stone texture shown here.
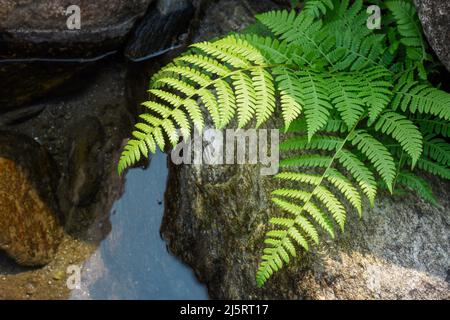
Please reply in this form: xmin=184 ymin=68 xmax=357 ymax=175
xmin=414 ymin=0 xmax=450 ymax=72
xmin=3 ymin=60 xmax=136 ymax=237
xmin=0 ymin=0 xmax=154 ymax=58
xmin=67 ymin=116 xmax=106 ymax=207
xmin=162 ymin=140 xmax=450 ymax=300
xmin=125 ymin=0 xmax=195 ymax=61
xmin=161 ymin=0 xmax=450 ymax=300
xmin=0 ymin=132 xmax=63 ymax=266
xmin=0 ymin=58 xmax=138 ymax=299
xmin=0 ymin=61 xmax=92 ymax=112
xmin=0 ymin=0 xmax=154 ymax=111
xmin=192 ymin=0 xmax=281 ymax=42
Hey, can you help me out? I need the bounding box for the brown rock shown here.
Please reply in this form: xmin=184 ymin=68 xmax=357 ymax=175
xmin=0 ymin=131 xmax=63 ymax=266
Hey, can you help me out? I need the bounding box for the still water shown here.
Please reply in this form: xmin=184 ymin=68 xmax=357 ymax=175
xmin=70 ymin=151 xmax=208 ymax=300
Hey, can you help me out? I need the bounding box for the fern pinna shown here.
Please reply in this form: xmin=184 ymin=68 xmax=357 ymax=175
xmin=119 ymin=0 xmax=450 ymax=287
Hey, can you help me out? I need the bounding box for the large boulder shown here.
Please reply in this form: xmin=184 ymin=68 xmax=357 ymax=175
xmin=0 ymin=131 xmax=63 ymax=266
xmin=162 ymin=160 xmax=450 ymax=299
xmin=0 ymin=0 xmax=154 ymax=111
xmin=0 ymin=0 xmax=154 ymax=58
xmin=414 ymin=0 xmax=450 ymax=72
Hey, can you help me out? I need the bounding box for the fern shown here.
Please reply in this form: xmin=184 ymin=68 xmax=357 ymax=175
xmin=118 ymin=0 xmax=450 ymax=288
xmin=396 ymin=172 xmax=438 ymax=205
xmin=386 ymin=0 xmax=427 ymax=64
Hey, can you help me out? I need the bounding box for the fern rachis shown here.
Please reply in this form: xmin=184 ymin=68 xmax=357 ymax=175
xmin=119 ymin=0 xmax=450 ymax=288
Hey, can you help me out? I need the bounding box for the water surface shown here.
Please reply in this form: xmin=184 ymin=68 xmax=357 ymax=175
xmin=70 ymin=151 xmax=208 ymax=300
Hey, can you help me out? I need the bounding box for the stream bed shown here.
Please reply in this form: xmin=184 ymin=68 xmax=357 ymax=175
xmin=70 ymin=151 xmax=208 ymax=300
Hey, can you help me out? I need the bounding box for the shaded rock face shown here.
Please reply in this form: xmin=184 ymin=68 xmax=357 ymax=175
xmin=0 ymin=0 xmax=153 ymax=111
xmin=125 ymin=0 xmax=195 ymax=61
xmin=0 ymin=132 xmax=63 ymax=267
xmin=5 ymin=60 xmax=136 ymax=238
xmin=192 ymin=0 xmax=281 ymax=42
xmin=0 ymin=0 xmax=154 ymax=58
xmin=414 ymin=0 xmax=450 ymax=72
xmin=0 ymin=61 xmax=93 ymax=112
xmin=0 ymin=58 xmax=138 ymax=299
xmin=67 ymin=116 xmax=106 ymax=207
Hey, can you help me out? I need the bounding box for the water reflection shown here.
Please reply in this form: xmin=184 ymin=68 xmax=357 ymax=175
xmin=70 ymin=151 xmax=208 ymax=300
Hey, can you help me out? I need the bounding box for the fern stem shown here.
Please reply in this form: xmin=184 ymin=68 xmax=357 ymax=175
xmin=150 ymin=64 xmax=285 ymax=129
xmin=258 ymin=119 xmax=362 ymax=281
xmin=392 ymin=150 xmax=405 ymax=192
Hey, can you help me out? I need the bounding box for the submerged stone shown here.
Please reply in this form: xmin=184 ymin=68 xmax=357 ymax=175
xmin=0 ymin=131 xmax=63 ymax=267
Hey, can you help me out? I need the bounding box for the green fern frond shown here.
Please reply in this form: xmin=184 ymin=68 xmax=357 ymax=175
xmin=327 ymin=72 xmax=365 ymax=128
xmin=281 ymin=135 xmax=343 ymax=152
xmin=423 ymin=135 xmax=450 ymax=166
xmin=415 ymin=157 xmax=450 ymax=180
xmin=349 ymin=130 xmax=396 ymax=192
xmin=374 ymin=111 xmax=423 ymax=166
xmin=416 ymin=118 xmax=450 ymax=137
xmin=324 ymin=168 xmax=362 ymax=213
xmin=273 ymin=67 xmax=303 ymax=128
xmin=335 ymin=149 xmax=377 ymax=207
xmin=358 ymin=67 xmax=393 ymax=125
xmin=280 ymin=155 xmax=332 ymax=168
xmin=256 ymin=10 xmax=334 ymax=67
xmin=386 ymin=0 xmax=427 ymax=63
xmin=118 ymin=4 xmax=450 ymax=289
xmin=397 ymin=172 xmax=438 ymax=205
xmin=295 ymin=70 xmax=332 ymax=139
xmin=303 ymin=0 xmax=334 ymax=18
xmin=258 ymin=124 xmax=374 ymax=287
xmin=118 ymin=36 xmax=279 ymax=174
xmin=391 ymin=81 xmax=450 ymax=120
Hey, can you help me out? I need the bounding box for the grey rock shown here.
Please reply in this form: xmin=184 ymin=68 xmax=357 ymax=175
xmin=125 ymin=0 xmax=196 ymax=61
xmin=414 ymin=0 xmax=450 ymax=72
xmin=0 ymin=0 xmax=154 ymax=111
xmin=0 ymin=131 xmax=63 ymax=266
xmin=193 ymin=0 xmax=279 ymax=42
xmin=0 ymin=0 xmax=155 ymax=58
xmin=162 ymin=132 xmax=450 ymax=300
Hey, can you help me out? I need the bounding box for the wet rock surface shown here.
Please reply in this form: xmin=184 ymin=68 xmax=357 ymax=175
xmin=0 ymin=0 xmax=202 ymax=299
xmin=125 ymin=0 xmax=195 ymax=61
xmin=0 ymin=0 xmax=153 ymax=111
xmin=0 ymin=59 xmax=136 ymax=299
xmin=414 ymin=0 xmax=450 ymax=72
xmin=0 ymin=0 xmax=154 ymax=59
xmin=0 ymin=132 xmax=63 ymax=266
xmin=0 ymin=61 xmax=95 ymax=112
